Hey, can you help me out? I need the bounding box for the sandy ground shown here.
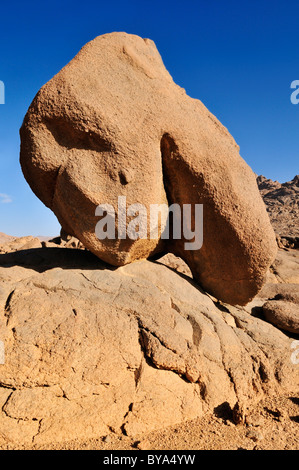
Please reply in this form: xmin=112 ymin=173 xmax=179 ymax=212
xmin=2 ymin=393 xmax=297 ymax=451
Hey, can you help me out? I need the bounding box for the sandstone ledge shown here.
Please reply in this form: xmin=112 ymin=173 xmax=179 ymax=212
xmin=0 ymin=247 xmax=297 ymax=447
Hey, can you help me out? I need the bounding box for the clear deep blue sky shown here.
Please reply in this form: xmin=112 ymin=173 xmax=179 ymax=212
xmin=0 ymin=0 xmax=298 ymax=237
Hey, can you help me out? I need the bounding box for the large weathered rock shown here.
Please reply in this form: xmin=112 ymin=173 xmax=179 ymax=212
xmin=20 ymin=32 xmax=277 ymax=305
xmin=0 ymin=247 xmax=297 ymax=448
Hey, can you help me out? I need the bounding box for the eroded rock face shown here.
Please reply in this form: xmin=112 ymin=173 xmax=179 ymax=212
xmin=257 ymin=175 xmax=299 ymax=239
xmin=0 ymin=247 xmax=297 ymax=448
xmin=270 ymin=250 xmax=299 ymax=284
xmin=20 ymin=32 xmax=277 ymax=305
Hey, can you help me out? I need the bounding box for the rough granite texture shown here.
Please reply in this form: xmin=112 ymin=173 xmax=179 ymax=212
xmin=257 ymin=175 xmax=299 ymax=239
xmin=0 ymin=246 xmax=297 ymax=447
xmin=20 ymin=32 xmax=277 ymax=305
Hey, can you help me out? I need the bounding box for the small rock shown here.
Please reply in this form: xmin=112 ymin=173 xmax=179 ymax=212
xmin=225 ymin=420 xmax=235 ymax=427
xmin=232 ymin=402 xmax=246 ymax=425
xmin=136 ymin=439 xmax=151 ymax=450
xmin=246 ymin=429 xmax=264 ymax=442
xmin=245 ymin=413 xmax=265 ymax=427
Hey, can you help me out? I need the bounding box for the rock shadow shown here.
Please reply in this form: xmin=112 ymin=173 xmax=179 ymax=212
xmin=0 ymin=247 xmax=115 ymax=273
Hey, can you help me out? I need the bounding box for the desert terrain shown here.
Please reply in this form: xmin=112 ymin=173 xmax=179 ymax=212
xmin=0 ymin=32 xmax=298 ymax=451
xmin=0 ymin=176 xmax=298 ymax=450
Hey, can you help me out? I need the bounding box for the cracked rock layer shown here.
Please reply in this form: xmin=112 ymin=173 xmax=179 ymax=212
xmin=0 ymin=247 xmax=297 ymax=447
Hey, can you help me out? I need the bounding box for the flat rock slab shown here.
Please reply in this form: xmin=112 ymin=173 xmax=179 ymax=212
xmin=0 ymin=247 xmax=297 ymax=447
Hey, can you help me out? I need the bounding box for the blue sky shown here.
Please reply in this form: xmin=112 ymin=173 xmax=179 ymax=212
xmin=0 ymin=0 xmax=298 ymax=237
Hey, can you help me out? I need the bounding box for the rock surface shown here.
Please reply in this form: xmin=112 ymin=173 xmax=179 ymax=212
xmin=0 ymin=236 xmax=42 ymax=254
xmin=269 ymin=249 xmax=299 ymax=284
xmin=0 ymin=232 xmax=84 ymax=254
xmin=263 ymin=301 xmax=299 ymax=334
xmin=20 ymin=32 xmax=277 ymax=305
xmin=0 ymin=246 xmax=297 ymax=448
xmin=0 ymin=233 xmax=15 ymax=245
xmin=257 ymin=175 xmax=299 ymax=242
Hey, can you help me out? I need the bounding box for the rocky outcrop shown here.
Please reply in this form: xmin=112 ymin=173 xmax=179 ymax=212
xmin=0 ymin=247 xmax=297 ymax=448
xmin=20 ymin=32 xmax=277 ymax=306
xmin=0 ymin=232 xmax=84 ymax=254
xmin=257 ymin=175 xmax=299 ymax=243
xmin=0 ymin=236 xmax=42 ymax=254
xmin=0 ymin=233 xmax=15 ymax=245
